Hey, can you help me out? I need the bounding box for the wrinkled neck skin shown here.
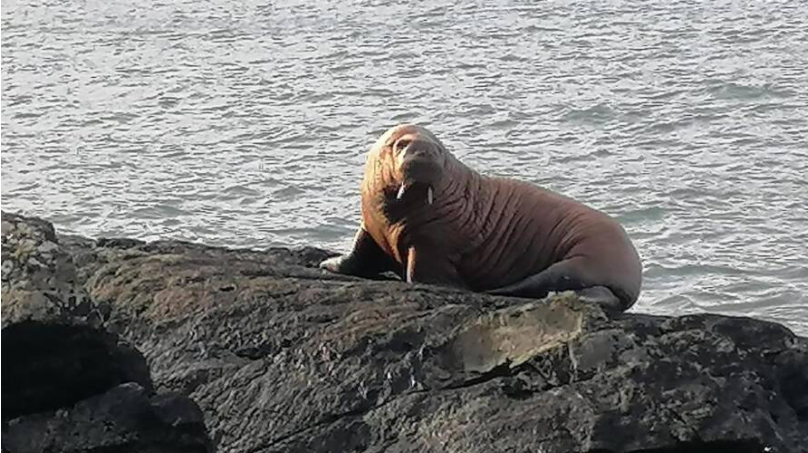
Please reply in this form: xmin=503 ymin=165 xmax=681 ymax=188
xmin=361 ymin=151 xmax=485 ymax=261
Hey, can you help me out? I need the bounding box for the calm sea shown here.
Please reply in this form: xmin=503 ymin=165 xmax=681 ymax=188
xmin=2 ymin=0 xmax=806 ymax=334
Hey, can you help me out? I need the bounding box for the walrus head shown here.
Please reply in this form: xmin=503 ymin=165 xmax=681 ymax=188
xmin=365 ymin=124 xmax=451 ymax=207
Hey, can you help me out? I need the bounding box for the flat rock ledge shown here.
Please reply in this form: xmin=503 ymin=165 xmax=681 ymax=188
xmin=2 ymin=211 xmax=806 ymax=453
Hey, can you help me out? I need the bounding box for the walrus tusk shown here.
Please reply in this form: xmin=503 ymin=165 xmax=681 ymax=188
xmin=397 ymin=183 xmax=433 ymax=204
xmin=397 ymin=184 xmax=407 ymax=200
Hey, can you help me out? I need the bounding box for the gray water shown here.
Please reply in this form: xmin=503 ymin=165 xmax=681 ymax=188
xmin=2 ymin=0 xmax=807 ymax=334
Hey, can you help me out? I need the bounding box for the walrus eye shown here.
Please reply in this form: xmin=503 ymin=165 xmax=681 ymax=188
xmin=394 ymin=139 xmax=411 ymax=153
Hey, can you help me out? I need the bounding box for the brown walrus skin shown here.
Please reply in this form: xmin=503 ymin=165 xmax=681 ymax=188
xmin=320 ymin=124 xmax=643 ymax=311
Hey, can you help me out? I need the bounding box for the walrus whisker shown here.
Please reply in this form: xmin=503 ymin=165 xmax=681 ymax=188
xmin=397 ymin=183 xmax=408 ymax=200
xmin=427 ymin=186 xmax=433 ymax=205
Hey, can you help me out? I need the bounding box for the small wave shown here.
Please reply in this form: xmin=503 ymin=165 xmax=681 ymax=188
xmin=562 ymin=103 xmax=616 ymax=124
xmin=707 ymin=82 xmax=795 ymax=101
xmin=644 ymin=263 xmax=757 ymax=278
xmin=131 ymin=204 xmax=191 ymax=220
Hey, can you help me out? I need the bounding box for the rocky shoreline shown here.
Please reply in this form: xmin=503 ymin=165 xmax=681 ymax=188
xmin=2 ymin=211 xmax=806 ymax=453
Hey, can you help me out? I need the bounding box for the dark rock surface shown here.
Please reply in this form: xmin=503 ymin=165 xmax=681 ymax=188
xmin=2 ymin=320 xmax=152 ymax=419
xmin=2 ymin=211 xmax=807 ymax=453
xmin=2 ymin=212 xmax=212 ymax=453
xmin=4 ymin=383 xmax=208 ymax=453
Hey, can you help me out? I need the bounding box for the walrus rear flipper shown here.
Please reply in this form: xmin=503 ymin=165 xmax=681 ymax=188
xmin=320 ymin=226 xmax=398 ymax=279
xmin=485 ymin=259 xmax=626 ymax=312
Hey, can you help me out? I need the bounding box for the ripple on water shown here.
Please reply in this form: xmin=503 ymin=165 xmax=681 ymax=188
xmin=2 ymin=0 xmax=807 ymax=335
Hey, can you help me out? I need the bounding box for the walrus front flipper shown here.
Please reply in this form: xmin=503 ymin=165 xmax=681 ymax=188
xmin=320 ymin=227 xmax=398 ymax=279
xmin=485 ymin=259 xmax=626 ymax=312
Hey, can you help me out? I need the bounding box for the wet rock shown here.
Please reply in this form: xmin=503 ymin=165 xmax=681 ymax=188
xmin=3 ymin=211 xmax=807 ymax=453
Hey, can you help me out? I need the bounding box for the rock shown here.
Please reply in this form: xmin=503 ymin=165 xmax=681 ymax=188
xmin=3 ymin=383 xmax=211 ymax=453
xmin=1 ymin=320 xmax=212 ymax=453
xmin=1 ymin=320 xmax=152 ymax=419
xmin=1 ymin=212 xmax=99 ymax=327
xmin=3 ymin=211 xmax=807 ymax=453
xmin=1 ymin=212 xmax=213 ymax=452
xmin=2 ymin=212 xmax=152 ymax=418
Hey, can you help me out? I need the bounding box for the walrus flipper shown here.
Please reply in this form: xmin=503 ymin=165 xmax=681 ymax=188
xmin=485 ymin=258 xmax=625 ymax=311
xmin=320 ymin=227 xmax=397 ymax=278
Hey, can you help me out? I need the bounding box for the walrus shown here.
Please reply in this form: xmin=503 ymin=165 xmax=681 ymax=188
xmin=320 ymin=124 xmax=642 ymax=311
